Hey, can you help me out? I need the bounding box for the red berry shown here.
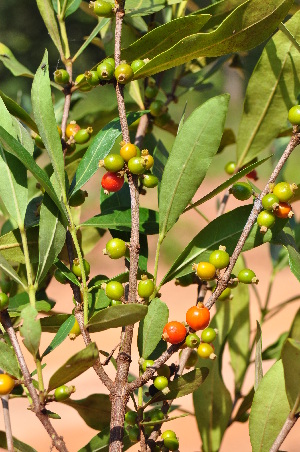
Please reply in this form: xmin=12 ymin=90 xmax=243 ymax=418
xmin=162 ymin=321 xmax=186 ymax=344
xmin=101 ymin=172 xmax=124 ymax=193
xmin=275 ymin=202 xmax=293 ymax=219
xmin=186 ymin=305 xmax=210 ymax=331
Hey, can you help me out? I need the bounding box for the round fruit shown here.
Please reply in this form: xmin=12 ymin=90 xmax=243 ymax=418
xmin=185 ymin=333 xmax=200 ymax=348
xmin=275 ymin=202 xmax=293 ymax=219
xmin=0 ymin=293 xmax=9 ymax=311
xmin=69 ymin=190 xmax=87 ymax=207
xmin=75 ymin=74 xmax=92 ymax=92
xmin=114 ymin=64 xmax=134 ymax=84
xmin=145 ymin=85 xmax=158 ymax=99
xmin=149 ymin=408 xmax=164 ymax=421
xmin=72 ymin=258 xmax=90 ymax=278
xmin=197 ymin=343 xmax=215 ymax=359
xmin=161 ymin=430 xmax=177 ymax=440
xmin=217 ymin=287 xmax=231 ymax=301
xmin=150 ymin=100 xmax=165 ymax=117
xmin=103 ymin=154 xmax=124 ymax=172
xmin=138 ymin=279 xmax=155 ymax=298
xmin=209 ymin=249 xmax=230 ymax=270
xmin=184 ymin=349 xmax=198 ymax=368
xmin=85 ymin=70 xmax=99 ymax=86
xmin=91 ymin=0 xmax=114 ymax=17
xmin=257 ymin=210 xmax=276 ymax=230
xmin=143 ymin=174 xmax=159 ymax=188
xmin=0 ymin=278 xmax=12 ymax=295
xmin=142 ymin=359 xmax=154 ymax=372
xmin=288 ymin=105 xmax=300 ymax=125
xmin=143 ymin=154 xmax=154 ymax=170
xmin=156 ymin=364 xmax=170 ymax=379
xmin=225 ymin=161 xmax=236 ymax=175
xmin=238 ymin=268 xmax=257 ymax=284
xmin=163 ymin=437 xmax=179 ymax=451
xmin=230 ymin=182 xmax=252 ymax=201
xmin=110 ymin=299 xmax=122 ymax=306
xmin=162 ymin=321 xmax=186 ymax=344
xmin=273 ymin=182 xmax=295 ymax=202
xmin=262 ymin=193 xmax=279 ymax=211
xmin=125 ymin=410 xmax=138 ymax=426
xmin=0 ymin=374 xmax=15 ymax=395
xmin=101 ymin=172 xmax=124 ymax=192
xmin=228 ymin=274 xmax=238 ymax=288
xmin=69 ymin=318 xmax=81 ymax=339
xmin=128 ymin=425 xmax=139 ymax=442
xmin=74 ymin=127 xmax=93 ymax=144
xmin=105 ymin=281 xmax=124 ymax=300
xmin=54 ymin=69 xmax=69 ymax=84
xmin=54 ymin=385 xmax=74 ymax=401
xmin=97 ymin=61 xmax=115 ymax=80
xmin=127 ymin=157 xmax=146 ymax=174
xmin=196 ymin=262 xmax=216 ymax=280
xmin=105 ymin=58 xmax=115 ymax=70
xmin=105 ymin=238 xmax=127 ymax=259
xmin=153 ymin=376 xmax=168 ymax=391
xmin=66 ymin=122 xmax=81 ymax=139
xmin=201 ymin=327 xmax=217 ymax=343
xmin=120 ymin=143 xmax=138 ymax=161
xmin=246 ymin=169 xmax=258 ymax=180
xmin=131 ymin=59 xmax=145 ymax=72
xmin=54 ymin=269 xmax=68 ymax=285
xmin=186 ymin=305 xmax=210 ymax=331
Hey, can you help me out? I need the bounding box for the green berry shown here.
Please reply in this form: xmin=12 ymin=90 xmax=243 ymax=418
xmin=103 ymin=154 xmax=124 ymax=172
xmin=156 ymin=364 xmax=170 ymax=379
xmin=69 ymin=190 xmax=88 ymax=207
xmin=74 ymin=127 xmax=93 ymax=144
xmin=138 ymin=279 xmax=154 ymax=298
xmin=105 ymin=58 xmax=115 ymax=70
xmin=0 ymin=293 xmax=9 ymax=311
xmin=153 ymin=376 xmax=168 ymax=390
xmin=228 ymin=274 xmax=238 ymax=288
xmin=150 ymin=100 xmax=165 ymax=117
xmin=131 ymin=59 xmax=145 ymax=72
xmin=273 ymin=182 xmax=295 ymax=202
xmin=154 ymin=112 xmax=171 ymax=128
xmin=161 ymin=430 xmax=177 ymax=440
xmin=0 ymin=278 xmax=12 ymax=295
xmin=85 ymin=70 xmax=99 ymax=86
xmin=225 ymin=161 xmax=236 ymax=175
xmin=91 ymin=0 xmax=114 ymax=17
xmin=149 ymin=408 xmax=164 ymax=421
xmin=185 ymin=333 xmax=200 ymax=348
xmin=127 ymin=156 xmax=146 ymax=175
xmin=163 ymin=437 xmax=179 ymax=451
xmin=217 ymin=287 xmax=231 ymax=301
xmin=128 ymin=425 xmax=139 ymax=442
xmin=142 ymin=359 xmax=154 ymax=372
xmin=143 ymin=174 xmax=159 ymax=188
xmin=230 ymin=182 xmax=252 ymax=201
xmin=105 ymin=281 xmax=124 ymax=300
xmin=125 ymin=410 xmax=138 ymax=426
xmin=97 ymin=61 xmax=115 ymax=80
xmin=72 ymin=259 xmax=90 ymax=278
xmin=54 ymin=385 xmax=75 ymax=402
xmin=145 ymin=85 xmax=158 ymax=99
xmin=262 ymin=193 xmax=279 ymax=210
xmin=105 ymin=238 xmax=127 ymax=259
xmin=288 ymin=105 xmax=300 ymax=125
xmin=197 ymin=343 xmax=215 ymax=359
xmin=257 ymin=210 xmax=276 ymax=230
xmin=201 ymin=327 xmax=217 ymax=343
xmin=114 ymin=64 xmax=134 ymax=84
xmin=75 ymin=74 xmax=92 ymax=92
xmin=238 ymin=268 xmax=257 ymax=284
xmin=54 ymin=269 xmax=68 ymax=285
xmin=209 ymin=249 xmax=230 ymax=270
xmin=54 ymin=69 xmax=70 ymax=84
xmin=110 ymin=299 xmax=122 ymax=306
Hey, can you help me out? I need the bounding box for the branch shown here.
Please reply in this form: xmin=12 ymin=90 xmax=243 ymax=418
xmin=269 ymin=413 xmax=299 ymax=452
xmin=1 ymin=394 xmax=13 ymax=452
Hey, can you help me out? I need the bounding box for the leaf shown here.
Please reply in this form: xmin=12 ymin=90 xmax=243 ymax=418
xmin=41 ymin=315 xmax=76 ymax=359
xmin=0 ymin=227 xmax=39 ymax=264
xmin=196 ymin=0 xmax=247 ymax=31
xmin=233 ymin=387 xmax=255 ymax=423
xmin=54 ymin=259 xmax=81 ymax=287
xmin=48 ymin=342 xmax=99 ymax=391
xmin=81 ymin=207 xmax=159 ymax=235
xmin=19 ymin=305 xmax=41 ymax=357
xmin=138 ymin=298 xmax=169 ymax=359
xmin=12 ymin=118 xmax=34 ymax=156
xmin=121 ymin=14 xmax=211 ymax=61
xmin=0 ymin=253 xmax=26 ymax=288
xmin=73 ymin=18 xmax=110 ymax=61
xmin=63 ymin=394 xmax=111 ymax=430
xmin=36 ymin=0 xmax=64 ymax=56
xmin=32 ymin=51 xmax=66 ymax=200
xmin=0 ymin=431 xmax=37 ymax=452
xmin=0 ymin=43 xmax=33 ymax=78
xmin=125 ymin=0 xmax=166 ymax=16
xmin=52 ymin=0 xmax=81 ymax=17
xmin=40 ymin=314 xmax=71 ymax=333
xmin=249 ymin=360 xmax=290 ymax=452
xmin=262 ymin=332 xmax=289 ymax=360
xmin=289 ymin=308 xmax=300 ymax=341
xmin=255 ymin=321 xmax=263 ymax=391
xmin=236 ymin=11 xmax=300 ymax=166
xmin=8 ymin=292 xmax=54 ymax=314
xmin=71 ymin=112 xmax=146 ymax=195
xmin=272 ymin=229 xmax=300 ymax=283
xmin=281 ymin=338 xmax=300 ymax=412
xmin=133 ymin=0 xmax=293 ymax=78
xmin=153 ymin=139 xmax=169 ymax=186
xmin=128 ymin=80 xmax=144 ymax=109
xmin=87 ymin=304 xmax=148 ymax=333
xmin=159 ymin=94 xmax=229 ymax=239
xmin=0 ymin=341 xmax=21 ymax=378
xmin=36 ymin=194 xmax=66 ymax=283
xmin=79 ymin=426 xmax=132 ymax=452
xmin=0 ymin=89 xmax=38 ymax=133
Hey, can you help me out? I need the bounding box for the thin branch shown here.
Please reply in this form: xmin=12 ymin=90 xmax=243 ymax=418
xmin=134 ymin=114 xmax=149 ymax=149
xmin=269 ymin=412 xmax=299 ymax=452
xmin=1 ymin=394 xmax=13 ymax=452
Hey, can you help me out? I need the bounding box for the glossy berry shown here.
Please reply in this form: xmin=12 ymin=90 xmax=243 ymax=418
xmin=209 ymin=249 xmax=230 ymax=270
xmin=186 ymin=305 xmax=210 ymax=331
xmin=288 ymin=105 xmax=300 ymax=125
xmin=54 ymin=269 xmax=68 ymax=285
xmin=72 ymin=258 xmax=90 ymax=278
xmin=110 ymin=299 xmax=122 ymax=306
xmin=101 ymin=172 xmax=124 ymax=193
xmin=85 ymin=70 xmax=99 ymax=86
xmin=163 ymin=437 xmax=179 ymax=451
xmin=54 ymin=69 xmax=69 ymax=85
xmin=69 ymin=190 xmax=88 ymax=207
xmin=195 ymin=262 xmax=216 ymax=280
xmin=262 ymin=193 xmax=279 ymax=211
xmin=162 ymin=321 xmax=186 ymax=344
xmin=156 ymin=364 xmax=171 ymax=379
xmin=246 ymin=169 xmax=258 ymax=180
xmin=54 ymin=385 xmax=75 ymax=402
xmin=125 ymin=410 xmax=138 ymax=426
xmin=127 ymin=157 xmax=146 ymax=174
xmin=217 ymin=287 xmax=231 ymax=301
xmin=225 ymin=161 xmax=236 ymax=175
xmin=273 ymin=182 xmax=295 ymax=202
xmin=201 ymin=327 xmax=217 ymax=343
xmin=114 ymin=64 xmax=134 ymax=84
xmin=97 ymin=61 xmax=115 ymax=80
xmin=74 ymin=127 xmax=93 ymax=144
xmin=105 ymin=238 xmax=127 ymax=259
xmin=143 ymin=154 xmax=154 ymax=170
xmin=66 ymin=122 xmax=80 ymax=139
xmin=149 ymin=408 xmax=164 ymax=421
xmin=131 ymin=59 xmax=145 ymax=72
xmin=103 ymin=154 xmax=124 ymax=172
xmin=0 ymin=293 xmax=9 ymax=311
xmin=69 ymin=318 xmax=81 ymax=339
xmin=128 ymin=426 xmax=139 ymax=443
xmin=91 ymin=0 xmax=114 ymax=17
xmin=75 ymin=74 xmax=92 ymax=92
xmin=0 ymin=279 xmax=12 ymax=295
xmin=185 ymin=333 xmax=200 ymax=348
xmin=120 ymin=143 xmax=138 ymax=161
xmin=161 ymin=430 xmax=177 ymax=440
xmin=153 ymin=376 xmax=168 ymax=391
xmin=105 ymin=281 xmax=124 ymax=300
xmin=143 ymin=174 xmax=159 ymax=188
xmin=275 ymin=202 xmax=293 ymax=219
xmin=150 ymin=100 xmax=165 ymax=117
xmin=230 ymin=182 xmax=252 ymax=201
xmin=138 ymin=279 xmax=155 ymax=298
xmin=257 ymin=210 xmax=276 ymax=231
xmin=0 ymin=374 xmax=15 ymax=395
xmin=105 ymin=58 xmax=115 ymax=70
xmin=197 ymin=343 xmax=215 ymax=359
xmin=142 ymin=359 xmax=154 ymax=372
xmin=238 ymin=268 xmax=257 ymax=284
xmin=145 ymin=85 xmax=158 ymax=99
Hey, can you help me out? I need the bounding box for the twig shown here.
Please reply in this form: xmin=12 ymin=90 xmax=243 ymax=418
xmin=134 ymin=114 xmax=149 ymax=149
xmin=269 ymin=412 xmax=299 ymax=452
xmin=1 ymin=394 xmax=13 ymax=452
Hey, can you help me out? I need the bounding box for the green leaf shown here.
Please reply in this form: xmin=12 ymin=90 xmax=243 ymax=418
xmin=71 ymin=112 xmax=145 ymax=195
xmin=0 ymin=253 xmax=26 ymax=288
xmin=249 ymin=360 xmax=290 ymax=452
xmin=48 ymin=342 xmax=99 ymax=391
xmin=159 ymin=94 xmax=229 ymax=238
xmin=282 ymin=338 xmax=300 ymax=412
xmin=289 ymin=308 xmax=300 ymax=341
xmin=138 ymin=298 xmax=169 ymax=359
xmin=40 ymin=314 xmax=71 ymax=333
xmin=54 ymin=259 xmax=81 ymax=287
xmin=153 ymin=139 xmax=169 ymax=186
xmin=262 ymin=332 xmax=289 ymax=360
xmin=122 ymin=14 xmax=211 ymax=61
xmin=8 ymin=292 xmax=54 ymax=314
xmin=36 ymin=194 xmax=66 ymax=283
xmin=196 ymin=0 xmax=247 ymax=31
xmin=52 ymin=0 xmax=81 ymax=17
xmin=79 ymin=426 xmax=132 ymax=452
xmin=0 ymin=89 xmax=38 ymax=133
xmin=41 ymin=315 xmax=76 ymax=359
xmin=125 ymin=0 xmax=166 ymax=16
xmin=272 ymin=229 xmax=300 ymax=283
xmin=0 ymin=227 xmax=39 ymax=264
xmin=0 ymin=341 xmax=21 ymax=378
xmin=19 ymin=305 xmax=41 ymax=357
xmin=0 ymin=43 xmax=33 ymax=78
xmin=236 ymin=11 xmax=300 ymax=166
xmin=32 ymin=52 xmax=66 ymax=201
xmin=12 ymin=117 xmax=34 ymax=156
xmin=254 ymin=321 xmax=263 ymax=391
xmin=0 ymin=431 xmax=37 ymax=452
xmin=36 ymin=0 xmax=64 ymax=56
xmin=63 ymin=394 xmax=111 ymax=430
xmin=133 ymin=0 xmax=293 ymax=78
xmin=81 ymin=207 xmax=159 ymax=235
xmin=87 ymin=304 xmax=148 ymax=333
xmin=73 ymin=18 xmax=110 ymax=61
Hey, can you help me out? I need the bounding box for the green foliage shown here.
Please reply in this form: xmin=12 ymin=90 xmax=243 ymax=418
xmin=87 ymin=304 xmax=148 ymax=333
xmin=63 ymin=394 xmax=111 ymax=430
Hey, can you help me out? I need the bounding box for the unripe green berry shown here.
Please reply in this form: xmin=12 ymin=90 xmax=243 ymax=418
xmin=74 ymin=127 xmax=93 ymax=144
xmin=105 ymin=238 xmax=127 ymax=259
xmin=131 ymin=59 xmax=145 ymax=72
xmin=238 ymin=268 xmax=258 ymax=284
xmin=75 ymin=74 xmax=92 ymax=92
xmin=230 ymin=182 xmax=252 ymax=201
xmin=184 ymin=349 xmax=198 ymax=369
xmin=153 ymin=376 xmax=168 ymax=390
xmin=110 ymin=299 xmax=122 ymax=306
xmin=125 ymin=410 xmax=138 ymax=426
xmin=85 ymin=70 xmax=99 ymax=86
xmin=54 ymin=385 xmax=75 ymax=402
xmin=103 ymin=154 xmax=125 ymax=172
xmin=217 ymin=287 xmax=231 ymax=301
xmin=262 ymin=193 xmax=279 ymax=211
xmin=143 ymin=174 xmax=159 ymax=188
xmin=185 ymin=333 xmax=200 ymax=348
xmin=105 ymin=281 xmax=124 ymax=300
xmin=142 ymin=359 xmax=154 ymax=372
xmin=201 ymin=327 xmax=217 ymax=343
xmin=127 ymin=156 xmax=146 ymax=174
xmin=257 ymin=210 xmax=276 ymax=231
xmin=54 ymin=69 xmax=70 ymax=85
xmin=97 ymin=61 xmax=115 ymax=80
xmin=72 ymin=259 xmax=90 ymax=278
xmin=209 ymin=249 xmax=230 ymax=269
xmin=272 ymin=182 xmax=296 ymax=202
xmin=105 ymin=58 xmax=115 ymax=70
xmin=0 ymin=293 xmax=9 ymax=311
xmin=145 ymin=85 xmax=159 ymax=99
xmin=161 ymin=430 xmax=177 ymax=440
xmin=138 ymin=279 xmax=155 ymax=298
xmin=225 ymin=161 xmax=236 ymax=175
xmin=90 ymin=0 xmax=114 ymax=17
xmin=197 ymin=343 xmax=215 ymax=359
xmin=163 ymin=436 xmax=179 ymax=451
xmin=154 ymin=112 xmax=171 ymax=127
xmin=150 ymin=100 xmax=165 ymax=117
xmin=288 ymin=105 xmax=300 ymax=125
xmin=128 ymin=425 xmax=139 ymax=442
xmin=114 ymin=64 xmax=134 ymax=84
